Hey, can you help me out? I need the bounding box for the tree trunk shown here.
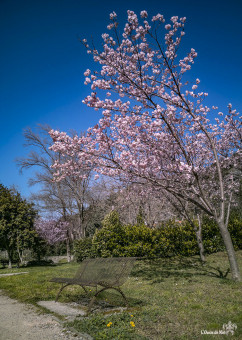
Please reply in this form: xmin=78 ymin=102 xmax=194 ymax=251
xmin=8 ymin=258 xmax=12 ymax=269
xmin=225 ymin=192 xmax=233 ymax=228
xmin=5 ymin=247 xmax=12 ymax=269
xmin=66 ymin=238 xmax=71 ymax=263
xmin=194 ymin=215 xmax=206 ymax=263
xmin=77 ymin=203 xmax=85 ymax=238
xmin=81 ymin=203 xmax=85 ymax=238
xmin=218 ymin=220 xmax=241 ymax=281
xmin=17 ymin=245 xmax=23 ymax=265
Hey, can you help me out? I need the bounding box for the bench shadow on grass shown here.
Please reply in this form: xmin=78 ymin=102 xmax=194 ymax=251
xmin=64 ymin=286 xmax=144 ymax=310
xmin=131 ymin=257 xmax=230 ymax=284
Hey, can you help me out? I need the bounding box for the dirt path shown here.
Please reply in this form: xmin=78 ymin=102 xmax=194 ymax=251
xmin=0 ymin=291 xmax=89 ymax=340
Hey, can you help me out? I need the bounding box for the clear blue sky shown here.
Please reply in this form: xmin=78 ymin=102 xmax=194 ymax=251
xmin=0 ymin=0 xmax=242 ymax=198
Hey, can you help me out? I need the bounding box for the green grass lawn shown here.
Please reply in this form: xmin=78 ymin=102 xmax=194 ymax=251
xmin=0 ymin=251 xmax=241 ymax=339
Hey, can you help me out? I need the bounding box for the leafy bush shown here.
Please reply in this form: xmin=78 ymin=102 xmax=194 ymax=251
xmin=74 ymin=238 xmax=96 ymax=262
xmin=228 ymin=211 xmax=242 ymax=250
xmin=92 ymin=210 xmax=126 ymax=257
xmin=201 ymin=213 xmax=242 ymax=253
xmin=121 ymin=224 xmax=155 ymax=257
xmin=202 ymin=217 xmax=224 ymax=254
xmin=102 ymin=210 xmax=122 ymax=229
xmin=74 ymin=210 xmax=242 ymax=261
xmin=92 ymin=223 xmax=126 ymax=257
xmin=153 ymin=220 xmax=198 ymax=257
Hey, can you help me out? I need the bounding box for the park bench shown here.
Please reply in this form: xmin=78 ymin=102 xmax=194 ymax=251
xmin=50 ymin=257 xmax=136 ymax=314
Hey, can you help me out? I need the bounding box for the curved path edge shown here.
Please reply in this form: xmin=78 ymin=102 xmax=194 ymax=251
xmin=0 ymin=290 xmax=91 ymax=340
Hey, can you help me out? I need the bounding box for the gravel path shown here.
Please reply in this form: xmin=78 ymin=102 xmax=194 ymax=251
xmin=0 ymin=291 xmax=89 ymax=340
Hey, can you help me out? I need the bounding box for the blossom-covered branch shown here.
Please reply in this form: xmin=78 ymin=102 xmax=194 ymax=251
xmin=50 ymin=10 xmax=241 ymax=280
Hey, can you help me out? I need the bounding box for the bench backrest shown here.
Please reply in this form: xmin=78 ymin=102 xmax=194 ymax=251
xmin=74 ymin=257 xmax=136 ymax=286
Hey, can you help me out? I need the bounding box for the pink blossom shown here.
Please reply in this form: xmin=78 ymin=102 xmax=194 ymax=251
xmin=140 ymin=10 xmax=148 ymax=18
xmin=152 ymin=14 xmax=165 ymax=22
xmin=84 ymin=69 xmax=91 ymax=76
xmin=165 ymin=24 xmax=171 ymax=30
xmin=35 ymin=219 xmax=69 ymax=244
xmin=109 ymin=11 xmax=117 ymax=20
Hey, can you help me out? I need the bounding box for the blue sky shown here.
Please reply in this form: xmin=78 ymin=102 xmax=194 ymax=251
xmin=0 ymin=0 xmax=242 ymax=198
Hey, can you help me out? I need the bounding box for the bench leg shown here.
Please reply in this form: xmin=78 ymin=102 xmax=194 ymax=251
xmin=55 ymin=284 xmax=92 ymax=303
xmin=87 ymin=286 xmax=128 ymax=315
xmin=55 ymin=283 xmax=70 ymax=302
xmin=79 ymin=285 xmax=89 ymax=295
xmin=114 ymin=287 xmax=128 ymax=306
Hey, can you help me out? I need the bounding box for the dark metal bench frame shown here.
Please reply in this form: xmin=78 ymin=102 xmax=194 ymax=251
xmin=50 ymin=257 xmax=136 ymax=314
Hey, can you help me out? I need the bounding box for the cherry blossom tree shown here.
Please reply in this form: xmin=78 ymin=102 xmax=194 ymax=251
xmin=50 ymin=11 xmax=241 ymax=280
xmin=35 ymin=218 xmax=69 ymax=244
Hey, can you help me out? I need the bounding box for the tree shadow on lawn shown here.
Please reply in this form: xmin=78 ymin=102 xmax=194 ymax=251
xmin=25 ymin=260 xmax=56 ymax=267
xmin=131 ymin=257 xmax=230 ymax=284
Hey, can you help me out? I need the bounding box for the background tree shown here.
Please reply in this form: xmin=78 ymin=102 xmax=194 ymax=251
xmin=114 ymin=184 xmax=177 ymax=226
xmin=17 ymin=125 xmax=94 ymax=260
xmin=50 ymin=11 xmax=241 ymax=280
xmin=35 ymin=218 xmax=70 ymax=245
xmin=0 ymin=184 xmax=37 ymax=268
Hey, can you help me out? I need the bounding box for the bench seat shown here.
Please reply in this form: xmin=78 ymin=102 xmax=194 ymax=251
xmin=50 ymin=257 xmax=136 ymax=314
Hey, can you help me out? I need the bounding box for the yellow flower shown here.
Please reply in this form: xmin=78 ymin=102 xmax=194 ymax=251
xmin=130 ymin=315 xmax=134 ymax=317
xmin=130 ymin=321 xmax=135 ymax=327
xmin=107 ymin=322 xmax=112 ymax=327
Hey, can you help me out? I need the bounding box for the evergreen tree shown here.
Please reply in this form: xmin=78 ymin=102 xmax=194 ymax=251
xmin=0 ymin=184 xmax=37 ymax=267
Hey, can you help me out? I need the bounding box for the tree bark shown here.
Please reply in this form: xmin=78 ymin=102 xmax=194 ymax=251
xmin=218 ymin=220 xmax=241 ymax=281
xmin=66 ymin=237 xmax=71 ymax=263
xmin=225 ymin=192 xmax=233 ymax=229
xmin=17 ymin=245 xmax=23 ymax=265
xmin=8 ymin=259 xmax=12 ymax=269
xmin=194 ymin=216 xmax=206 ymax=263
xmin=5 ymin=247 xmax=13 ymax=269
xmin=77 ymin=203 xmax=85 ymax=238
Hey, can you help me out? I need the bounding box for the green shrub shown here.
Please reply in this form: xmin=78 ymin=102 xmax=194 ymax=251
xmin=92 ymin=223 xmax=126 ymax=257
xmin=202 ymin=217 xmax=224 ymax=254
xmin=102 ymin=210 xmax=122 ymax=229
xmin=122 ymin=224 xmax=156 ymax=257
xmin=91 ymin=210 xmax=125 ymax=257
xmin=153 ymin=220 xmax=198 ymax=257
xmin=228 ymin=211 xmax=242 ymax=250
xmin=74 ymin=213 xmax=242 ymax=261
xmin=74 ymin=238 xmax=96 ymax=262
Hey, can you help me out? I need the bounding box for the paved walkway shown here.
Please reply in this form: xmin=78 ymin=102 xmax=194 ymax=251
xmin=0 ymin=291 xmax=90 ymax=340
xmin=0 ymin=272 xmax=28 ymax=277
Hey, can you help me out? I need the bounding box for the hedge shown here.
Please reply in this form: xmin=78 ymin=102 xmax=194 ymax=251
xmin=74 ymin=212 xmax=242 ymax=261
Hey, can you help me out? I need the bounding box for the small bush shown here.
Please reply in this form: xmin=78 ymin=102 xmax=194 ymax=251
xmin=121 ymin=224 xmax=156 ymax=257
xmin=92 ymin=223 xmax=126 ymax=257
xmin=202 ymin=217 xmax=224 ymax=254
xmin=102 ymin=210 xmax=122 ymax=229
xmin=74 ymin=238 xmax=96 ymax=262
xmin=153 ymin=221 xmax=198 ymax=257
xmin=228 ymin=211 xmax=242 ymax=250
